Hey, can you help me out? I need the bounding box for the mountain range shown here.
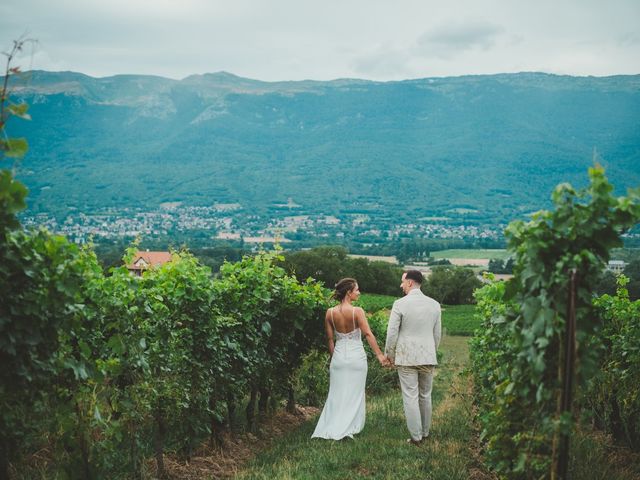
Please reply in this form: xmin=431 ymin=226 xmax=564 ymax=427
xmin=7 ymin=70 xmax=640 ymax=224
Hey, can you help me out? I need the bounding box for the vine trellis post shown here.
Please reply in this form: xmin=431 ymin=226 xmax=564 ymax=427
xmin=553 ymin=269 xmax=578 ymax=480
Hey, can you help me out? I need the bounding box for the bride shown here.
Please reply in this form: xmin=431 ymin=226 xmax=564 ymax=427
xmin=312 ymin=278 xmax=388 ymax=440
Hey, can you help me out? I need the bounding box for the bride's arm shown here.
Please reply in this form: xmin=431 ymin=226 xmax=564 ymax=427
xmin=324 ymin=309 xmax=335 ymax=356
xmin=356 ymin=307 xmax=387 ymax=365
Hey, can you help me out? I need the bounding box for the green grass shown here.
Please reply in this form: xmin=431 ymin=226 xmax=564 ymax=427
xmin=236 ymin=336 xmax=481 ymax=480
xmin=355 ymin=293 xmax=396 ymax=313
xmin=441 ymin=304 xmax=479 ymax=336
xmin=430 ymin=249 xmax=509 ymax=260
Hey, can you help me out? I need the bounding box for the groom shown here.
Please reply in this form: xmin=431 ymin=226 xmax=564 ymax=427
xmin=384 ymin=270 xmax=442 ymax=445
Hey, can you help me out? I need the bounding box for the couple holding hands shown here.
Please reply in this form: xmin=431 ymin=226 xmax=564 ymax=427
xmin=312 ymin=270 xmax=442 ymax=445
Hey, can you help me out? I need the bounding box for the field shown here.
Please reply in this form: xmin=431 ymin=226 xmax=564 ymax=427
xmin=441 ymin=304 xmax=479 ymax=336
xmin=358 ymin=294 xmax=480 ymax=337
xmin=355 ymin=293 xmax=396 ymax=313
xmin=430 ymin=249 xmax=509 ymax=260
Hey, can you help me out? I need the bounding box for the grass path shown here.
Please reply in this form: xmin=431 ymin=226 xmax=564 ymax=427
xmin=236 ymin=336 xmax=493 ymax=480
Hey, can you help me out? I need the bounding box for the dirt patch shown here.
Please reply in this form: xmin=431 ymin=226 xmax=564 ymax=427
xmin=466 ymin=466 xmax=499 ymax=480
xmin=148 ymin=406 xmax=319 ymax=479
xmin=466 ymin=410 xmax=499 ymax=480
xmin=448 ymin=258 xmax=490 ymax=267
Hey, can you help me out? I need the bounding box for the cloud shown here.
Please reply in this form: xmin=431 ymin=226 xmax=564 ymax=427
xmin=2 ymin=1 xmax=639 ymax=80
xmin=351 ymin=45 xmax=413 ymax=78
xmin=618 ymin=31 xmax=640 ymax=46
xmin=351 ymin=19 xmax=507 ymax=79
xmin=415 ymin=20 xmax=506 ymax=60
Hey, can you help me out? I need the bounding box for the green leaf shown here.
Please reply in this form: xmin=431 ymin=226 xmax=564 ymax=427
xmin=107 ymin=334 xmax=124 ymax=355
xmin=7 ymin=103 xmax=31 ymax=120
xmin=514 ymin=452 xmax=527 ymax=472
xmin=3 ymin=138 xmax=29 ymax=158
xmin=79 ymin=340 xmax=91 ymax=359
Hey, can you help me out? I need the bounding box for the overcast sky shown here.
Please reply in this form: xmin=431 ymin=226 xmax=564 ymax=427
xmin=1 ymin=0 xmax=639 ymax=81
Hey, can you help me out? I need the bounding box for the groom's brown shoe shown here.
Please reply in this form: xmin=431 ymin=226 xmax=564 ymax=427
xmin=406 ymin=438 xmax=423 ymax=446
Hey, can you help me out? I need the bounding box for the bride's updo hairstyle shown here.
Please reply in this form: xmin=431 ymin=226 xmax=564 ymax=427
xmin=332 ymin=277 xmax=358 ymax=301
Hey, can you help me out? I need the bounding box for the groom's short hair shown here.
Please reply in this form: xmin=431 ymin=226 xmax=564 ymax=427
xmin=404 ymin=270 xmax=424 ymax=284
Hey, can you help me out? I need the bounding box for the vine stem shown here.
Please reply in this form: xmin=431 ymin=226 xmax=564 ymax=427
xmin=1 ymin=39 xmax=24 ymax=133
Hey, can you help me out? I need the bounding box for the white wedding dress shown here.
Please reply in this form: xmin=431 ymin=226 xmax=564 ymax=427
xmin=312 ymin=307 xmax=367 ymax=440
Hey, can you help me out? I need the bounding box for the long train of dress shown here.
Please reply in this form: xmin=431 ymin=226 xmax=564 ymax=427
xmin=311 ymin=327 xmax=367 ymax=440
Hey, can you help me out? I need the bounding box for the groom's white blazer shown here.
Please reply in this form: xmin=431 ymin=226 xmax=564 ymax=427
xmin=385 ymin=289 xmax=442 ymax=366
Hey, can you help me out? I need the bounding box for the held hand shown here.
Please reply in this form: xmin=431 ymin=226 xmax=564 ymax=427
xmin=377 ymin=353 xmax=390 ymax=367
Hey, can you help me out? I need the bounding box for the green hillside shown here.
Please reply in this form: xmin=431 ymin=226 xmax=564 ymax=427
xmin=8 ymin=71 xmax=640 ymax=224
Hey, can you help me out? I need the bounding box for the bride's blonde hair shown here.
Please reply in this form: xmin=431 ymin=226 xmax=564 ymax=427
xmin=332 ymin=278 xmax=357 ymax=301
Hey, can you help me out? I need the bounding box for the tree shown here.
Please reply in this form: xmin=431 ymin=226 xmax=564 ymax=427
xmin=488 ymin=257 xmax=514 ymax=274
xmin=283 ymin=246 xmax=403 ymax=296
xmin=488 ymin=258 xmax=504 ymax=273
xmin=623 ymin=259 xmax=640 ymax=300
xmin=423 ymin=266 xmax=482 ymax=304
xmin=593 ymin=269 xmax=618 ymax=296
xmin=284 ymin=245 xmax=348 ymax=286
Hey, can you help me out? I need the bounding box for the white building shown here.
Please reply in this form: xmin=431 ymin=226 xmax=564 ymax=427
xmin=606 ymin=260 xmax=626 ymax=274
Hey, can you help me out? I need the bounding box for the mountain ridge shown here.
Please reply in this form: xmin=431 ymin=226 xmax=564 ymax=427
xmin=14 ymin=70 xmax=640 ymax=101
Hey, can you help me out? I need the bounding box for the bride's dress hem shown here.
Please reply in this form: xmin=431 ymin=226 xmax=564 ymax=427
xmin=311 ymin=431 xmax=359 ymax=441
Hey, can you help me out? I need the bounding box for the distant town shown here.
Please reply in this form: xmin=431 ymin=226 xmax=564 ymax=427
xmin=21 ymin=202 xmax=507 ymax=246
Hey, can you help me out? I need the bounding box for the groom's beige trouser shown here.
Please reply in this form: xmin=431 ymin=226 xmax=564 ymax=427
xmin=397 ymin=365 xmax=434 ymax=441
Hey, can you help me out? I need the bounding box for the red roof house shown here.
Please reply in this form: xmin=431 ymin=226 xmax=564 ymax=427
xmin=127 ymin=251 xmax=172 ymax=276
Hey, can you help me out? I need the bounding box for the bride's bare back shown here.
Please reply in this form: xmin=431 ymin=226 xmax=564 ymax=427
xmin=329 ymin=305 xmax=359 ymax=333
